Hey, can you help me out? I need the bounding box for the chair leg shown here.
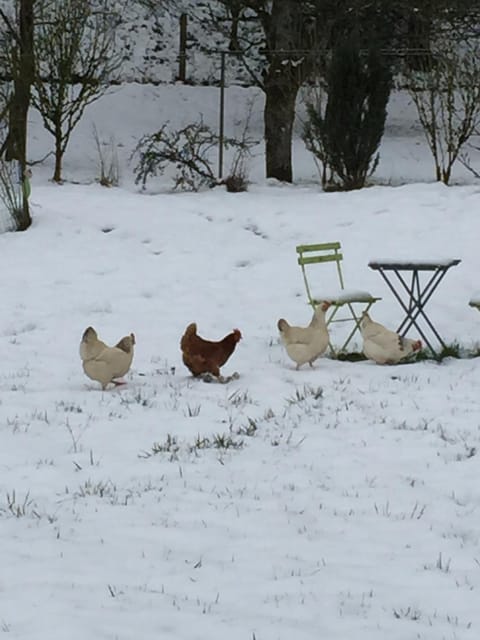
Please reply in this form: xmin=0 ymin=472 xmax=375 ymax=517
xmin=320 ymin=300 xmax=377 ymax=356
xmin=335 ymin=301 xmax=374 ymax=354
xmin=337 ymin=305 xmax=361 ymax=352
xmin=325 ymin=305 xmax=342 ymax=356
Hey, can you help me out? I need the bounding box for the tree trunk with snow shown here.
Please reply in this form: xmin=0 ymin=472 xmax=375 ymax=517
xmin=260 ymin=0 xmax=312 ymax=182
xmin=264 ymin=78 xmax=298 ymax=183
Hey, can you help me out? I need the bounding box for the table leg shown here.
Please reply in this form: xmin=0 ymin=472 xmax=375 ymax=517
xmin=375 ymin=268 xmax=439 ymax=355
xmin=393 ymin=269 xmax=448 ymax=348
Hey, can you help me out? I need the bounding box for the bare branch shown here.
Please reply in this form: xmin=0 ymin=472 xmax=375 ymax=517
xmin=31 ymin=0 xmax=123 ymax=182
xmin=0 ymin=8 xmax=20 ymax=46
xmin=404 ymin=40 xmax=480 ymax=183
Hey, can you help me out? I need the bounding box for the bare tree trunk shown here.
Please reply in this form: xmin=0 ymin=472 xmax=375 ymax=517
xmin=228 ymin=3 xmax=241 ymax=51
xmin=260 ymin=0 xmax=311 ymax=182
xmin=4 ymin=0 xmax=34 ymax=230
xmin=32 ymin=0 xmax=123 ymax=184
xmin=178 ymin=13 xmax=187 ymax=81
xmin=264 ymin=81 xmax=298 ymax=182
xmin=53 ymin=139 xmax=62 ymax=183
xmin=405 ymin=9 xmax=433 ymax=71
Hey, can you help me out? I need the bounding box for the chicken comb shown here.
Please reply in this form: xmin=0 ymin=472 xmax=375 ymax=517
xmin=82 ymin=326 xmax=96 ymax=341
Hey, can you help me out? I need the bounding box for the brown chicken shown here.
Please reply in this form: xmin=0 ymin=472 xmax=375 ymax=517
xmin=180 ymin=323 xmax=242 ymax=380
xmin=80 ymin=326 xmax=136 ymax=390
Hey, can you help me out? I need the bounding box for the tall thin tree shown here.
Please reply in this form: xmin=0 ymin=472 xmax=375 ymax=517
xmin=32 ymin=0 xmax=122 ymax=182
xmin=0 ymin=0 xmax=34 ymax=230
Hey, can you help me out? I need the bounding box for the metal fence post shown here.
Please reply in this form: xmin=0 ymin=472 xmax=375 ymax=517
xmin=218 ymin=51 xmax=226 ymax=180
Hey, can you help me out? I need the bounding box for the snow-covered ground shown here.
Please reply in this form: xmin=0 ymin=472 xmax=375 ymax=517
xmin=1 ymin=85 xmax=480 ymax=640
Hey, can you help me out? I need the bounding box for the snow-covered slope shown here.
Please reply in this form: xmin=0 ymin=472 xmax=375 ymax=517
xmin=102 ymin=0 xmax=258 ymax=85
xmin=2 ymin=176 xmax=480 ymax=640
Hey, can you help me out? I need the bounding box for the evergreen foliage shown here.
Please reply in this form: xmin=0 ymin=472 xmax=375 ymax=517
xmin=304 ymin=38 xmax=392 ymax=191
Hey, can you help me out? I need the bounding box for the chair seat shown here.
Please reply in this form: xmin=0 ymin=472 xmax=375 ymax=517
xmin=311 ymin=289 xmax=381 ymax=305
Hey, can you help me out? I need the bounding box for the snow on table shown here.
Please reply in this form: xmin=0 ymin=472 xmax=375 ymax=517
xmin=369 ymin=258 xmax=461 ymax=270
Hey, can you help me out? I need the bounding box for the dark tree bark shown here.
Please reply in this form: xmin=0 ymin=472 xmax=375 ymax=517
xmin=0 ymin=0 xmax=34 ymax=230
xmin=258 ymin=0 xmax=317 ymax=182
xmin=228 ymin=2 xmax=242 ymax=51
xmin=264 ymin=78 xmax=298 ymax=182
xmin=222 ymin=0 xmax=355 ymax=182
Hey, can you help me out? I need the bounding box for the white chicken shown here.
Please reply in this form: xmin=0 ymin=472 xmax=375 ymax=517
xmin=277 ymin=301 xmax=331 ymax=370
xmin=80 ymin=326 xmax=136 ymax=389
xmin=360 ymin=312 xmax=422 ymax=364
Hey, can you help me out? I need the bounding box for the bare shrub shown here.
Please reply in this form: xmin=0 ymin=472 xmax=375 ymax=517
xmin=225 ymin=151 xmax=249 ymax=192
xmin=133 ymin=119 xmax=255 ymax=192
xmin=404 ymin=41 xmax=480 ymax=184
xmin=0 ymin=160 xmax=25 ymax=231
xmin=92 ymin=124 xmax=119 ymax=187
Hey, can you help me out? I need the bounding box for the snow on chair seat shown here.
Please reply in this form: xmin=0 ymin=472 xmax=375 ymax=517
xmin=310 ymin=289 xmax=378 ymax=305
xmin=296 ymin=242 xmax=381 ymax=354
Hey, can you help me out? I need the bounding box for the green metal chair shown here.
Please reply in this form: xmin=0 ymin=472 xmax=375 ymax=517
xmin=296 ymin=242 xmax=381 ymax=354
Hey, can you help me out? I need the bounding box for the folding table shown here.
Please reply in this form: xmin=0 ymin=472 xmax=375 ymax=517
xmin=368 ymin=259 xmax=461 ymax=355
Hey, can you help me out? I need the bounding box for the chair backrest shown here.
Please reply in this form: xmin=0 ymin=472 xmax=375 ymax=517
xmin=296 ymin=242 xmax=345 ymax=305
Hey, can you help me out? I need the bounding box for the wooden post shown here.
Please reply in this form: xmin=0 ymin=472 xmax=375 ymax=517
xmin=178 ymin=13 xmax=187 ymax=82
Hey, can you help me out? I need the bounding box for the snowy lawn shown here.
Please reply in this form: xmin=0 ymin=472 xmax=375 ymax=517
xmin=1 ymin=85 xmax=480 ymax=639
